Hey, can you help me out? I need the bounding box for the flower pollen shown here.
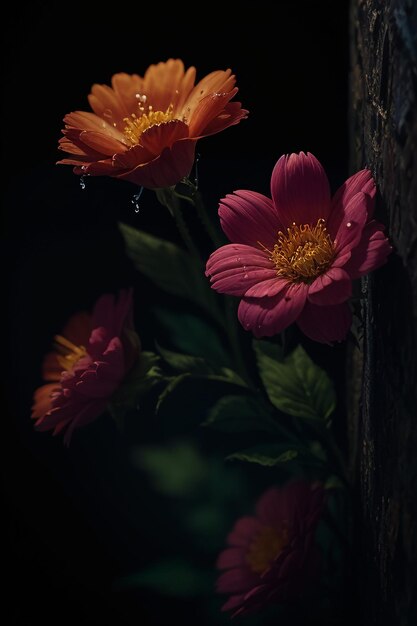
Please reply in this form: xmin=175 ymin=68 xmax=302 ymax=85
xmin=54 ymin=334 xmax=87 ymax=371
xmin=123 ymin=102 xmax=176 ymax=145
xmin=246 ymin=526 xmax=288 ymax=574
xmin=266 ymin=218 xmax=334 ymax=283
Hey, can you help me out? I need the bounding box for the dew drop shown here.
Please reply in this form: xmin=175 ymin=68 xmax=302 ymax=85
xmin=245 ymin=323 xmax=250 ymax=329
xmin=103 ymin=108 xmax=113 ymax=121
xmin=244 ymin=273 xmax=249 ymax=279
xmin=79 ymin=176 xmax=86 ymax=190
xmin=131 ymin=186 xmax=144 ymax=213
xmin=346 ymin=222 xmax=352 ymax=228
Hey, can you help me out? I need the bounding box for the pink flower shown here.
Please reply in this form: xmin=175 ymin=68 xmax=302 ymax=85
xmin=216 ymin=481 xmax=325 ymax=617
xmin=205 ymin=152 xmax=392 ymax=343
xmin=31 ymin=290 xmax=140 ymax=446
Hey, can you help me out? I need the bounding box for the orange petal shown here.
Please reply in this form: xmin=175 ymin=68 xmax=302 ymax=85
xmin=142 ymin=59 xmax=194 ymax=113
xmin=140 ymin=119 xmax=189 ymax=156
xmin=111 ymin=72 xmax=144 ymax=114
xmin=31 ymin=384 xmax=60 ymax=419
xmin=79 ymin=130 xmax=127 ymax=156
xmin=116 ymin=138 xmax=196 ymax=189
xmin=188 ymin=89 xmax=238 ymax=137
xmin=183 ymin=69 xmax=235 ymax=120
xmin=197 ymin=101 xmax=248 ymax=137
xmin=88 ymin=83 xmax=129 ymax=125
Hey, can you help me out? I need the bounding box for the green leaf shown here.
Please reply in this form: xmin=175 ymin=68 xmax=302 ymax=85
xmin=108 ymin=352 xmax=164 ymax=428
xmin=132 ymin=441 xmax=207 ymax=497
xmin=227 ymin=445 xmax=299 ymax=467
xmin=155 ymin=308 xmax=230 ymax=367
xmin=203 ymin=395 xmax=280 ymax=434
xmin=157 ymin=344 xmax=216 ymax=375
xmin=157 ymin=344 xmax=246 ymax=387
xmin=119 ymin=223 xmax=222 ymax=324
xmin=254 ymin=342 xmax=336 ymax=423
xmin=116 ymin=559 xmax=211 ymax=597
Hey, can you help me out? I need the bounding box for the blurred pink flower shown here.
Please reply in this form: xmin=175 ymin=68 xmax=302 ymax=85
xmin=206 ymin=152 xmax=391 ymax=343
xmin=58 ymin=59 xmax=247 ymax=189
xmin=31 ymin=290 xmax=140 ymax=446
xmin=216 ymin=481 xmax=325 ymax=617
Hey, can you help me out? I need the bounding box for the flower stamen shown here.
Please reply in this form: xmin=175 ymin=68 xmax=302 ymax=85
xmin=123 ymin=103 xmax=175 ymax=145
xmin=263 ymin=218 xmax=334 ymax=283
xmin=54 ymin=335 xmax=87 ymax=371
xmin=246 ymin=526 xmax=288 ymax=574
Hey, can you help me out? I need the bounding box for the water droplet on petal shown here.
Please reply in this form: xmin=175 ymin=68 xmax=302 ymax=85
xmin=346 ymin=222 xmax=352 ymax=228
xmin=244 ymin=273 xmax=249 ymax=279
xmin=103 ymin=108 xmax=114 ymax=122
xmin=245 ymin=323 xmax=250 ymax=329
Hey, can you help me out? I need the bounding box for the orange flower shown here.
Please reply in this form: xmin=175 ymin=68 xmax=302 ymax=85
xmin=58 ymin=59 xmax=248 ymax=189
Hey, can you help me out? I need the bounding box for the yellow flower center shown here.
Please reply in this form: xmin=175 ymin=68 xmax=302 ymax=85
xmin=264 ymin=218 xmax=334 ymax=283
xmin=246 ymin=526 xmax=288 ymax=574
xmin=54 ymin=335 xmax=88 ymax=371
xmin=123 ymin=101 xmax=175 ymax=145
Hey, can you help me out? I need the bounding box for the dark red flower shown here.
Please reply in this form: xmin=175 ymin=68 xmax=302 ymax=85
xmin=216 ymin=481 xmax=325 ymax=617
xmin=32 ymin=290 xmax=139 ymax=445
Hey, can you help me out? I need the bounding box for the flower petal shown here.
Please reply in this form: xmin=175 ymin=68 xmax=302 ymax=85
xmin=115 ymin=139 xmax=196 ymax=188
xmin=142 ymin=59 xmax=194 ymax=114
xmin=297 ymin=301 xmax=352 ymax=344
xmin=221 ymin=595 xmax=245 ymax=612
xmin=205 ymin=244 xmax=275 ymax=296
xmin=31 ymin=384 xmax=60 ymax=419
xmin=330 ymin=169 xmax=376 ymax=236
xmin=79 ymin=131 xmax=127 ymax=156
xmin=244 ymin=277 xmax=288 ymax=298
xmin=216 ymin=568 xmax=257 ymax=594
xmin=188 ymin=89 xmax=239 ymax=137
xmin=343 ymin=221 xmax=392 ymax=278
xmin=271 ymin=152 xmax=331 ymax=228
xmin=219 ymin=190 xmax=283 ymax=248
xmin=201 ymin=101 xmax=248 ymax=136
xmin=333 ymin=192 xmax=369 ymax=255
xmin=238 ymin=283 xmax=308 ymax=338
xmin=140 ymin=119 xmax=189 ymax=156
xmin=217 ymin=548 xmax=246 ymax=570
xmin=227 ymin=516 xmax=262 ymax=547
xmin=308 ymin=267 xmax=352 ymax=305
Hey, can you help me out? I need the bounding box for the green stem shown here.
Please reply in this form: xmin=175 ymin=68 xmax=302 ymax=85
xmin=157 ymin=188 xmax=201 ymax=263
xmin=192 ymin=189 xmax=224 ymax=248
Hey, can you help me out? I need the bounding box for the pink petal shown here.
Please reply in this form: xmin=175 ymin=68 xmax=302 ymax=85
xmin=296 ymin=301 xmax=352 ymax=344
xmin=332 ymin=192 xmax=369 ymax=254
xmin=331 ymin=169 xmax=376 ymax=236
xmin=219 ymin=190 xmax=283 ymax=248
xmin=244 ymin=277 xmax=288 ymax=298
xmin=216 ymin=568 xmax=257 ymax=594
xmin=307 ymin=267 xmax=352 ymax=305
xmin=343 ymin=221 xmax=392 ymax=278
xmin=271 ymin=152 xmax=331 ymax=228
xmin=205 ymin=244 xmax=275 ymax=296
xmin=227 ymin=516 xmax=262 ymax=547
xmin=217 ymin=548 xmax=246 ymax=570
xmin=238 ymin=282 xmax=308 ymax=338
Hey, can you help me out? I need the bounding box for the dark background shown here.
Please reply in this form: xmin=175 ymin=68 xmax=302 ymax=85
xmin=3 ymin=2 xmax=349 ymax=624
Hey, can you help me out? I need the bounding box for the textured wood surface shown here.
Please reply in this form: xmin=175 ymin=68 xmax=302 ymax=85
xmin=350 ymin=1 xmax=417 ymax=624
